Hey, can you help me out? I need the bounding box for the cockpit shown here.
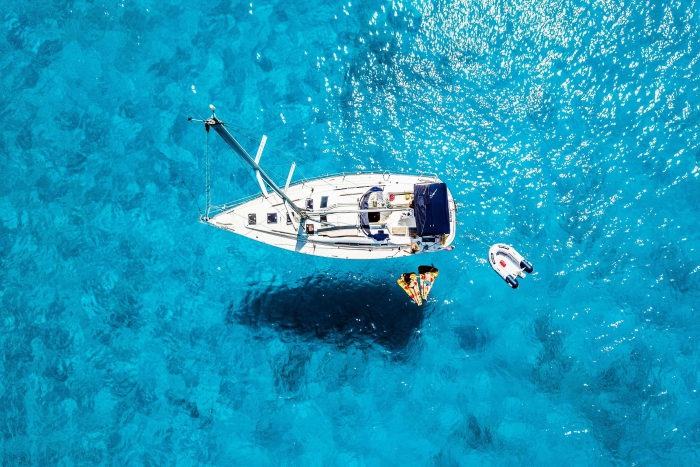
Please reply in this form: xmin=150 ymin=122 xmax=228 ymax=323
xmin=358 ymin=183 xmax=451 ymax=244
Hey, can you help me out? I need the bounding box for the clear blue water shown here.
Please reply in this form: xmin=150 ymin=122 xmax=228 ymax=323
xmin=1 ymin=0 xmax=699 ymax=464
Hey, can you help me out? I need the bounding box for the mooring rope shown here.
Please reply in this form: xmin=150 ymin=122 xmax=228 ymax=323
xmin=465 ymin=229 xmax=491 ymax=247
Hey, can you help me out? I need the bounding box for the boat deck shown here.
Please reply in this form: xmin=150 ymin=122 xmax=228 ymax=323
xmin=206 ymin=173 xmax=457 ymax=260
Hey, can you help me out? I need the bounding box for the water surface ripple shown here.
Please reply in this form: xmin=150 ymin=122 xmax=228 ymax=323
xmin=1 ymin=0 xmax=699 ymax=464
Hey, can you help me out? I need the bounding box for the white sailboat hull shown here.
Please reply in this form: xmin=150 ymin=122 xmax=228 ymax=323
xmin=206 ymin=173 xmax=457 ymax=260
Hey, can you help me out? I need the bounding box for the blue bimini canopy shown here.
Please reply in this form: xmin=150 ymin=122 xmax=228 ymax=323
xmin=359 ymin=187 xmax=388 ymax=240
xmin=414 ymin=183 xmax=450 ymax=236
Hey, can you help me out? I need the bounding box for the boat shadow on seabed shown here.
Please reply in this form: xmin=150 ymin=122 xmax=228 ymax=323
xmin=226 ymin=275 xmax=427 ymax=352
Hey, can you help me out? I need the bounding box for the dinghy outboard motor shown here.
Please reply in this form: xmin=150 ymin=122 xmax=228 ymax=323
xmin=488 ymin=244 xmax=534 ymax=289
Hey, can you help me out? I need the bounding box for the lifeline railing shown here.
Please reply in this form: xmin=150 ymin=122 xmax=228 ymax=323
xmin=201 ymin=170 xmax=440 ymax=219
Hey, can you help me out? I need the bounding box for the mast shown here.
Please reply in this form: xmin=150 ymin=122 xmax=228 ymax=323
xmin=191 ymin=106 xmax=307 ymax=220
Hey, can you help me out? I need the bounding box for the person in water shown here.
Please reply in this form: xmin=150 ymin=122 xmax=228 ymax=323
xmin=404 ymin=243 xmax=419 ymax=254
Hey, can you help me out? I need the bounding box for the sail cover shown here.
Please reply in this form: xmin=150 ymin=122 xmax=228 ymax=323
xmin=413 ymin=183 xmax=450 ymax=236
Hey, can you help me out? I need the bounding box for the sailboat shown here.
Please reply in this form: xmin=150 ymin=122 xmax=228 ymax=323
xmin=189 ymin=106 xmax=457 ymax=260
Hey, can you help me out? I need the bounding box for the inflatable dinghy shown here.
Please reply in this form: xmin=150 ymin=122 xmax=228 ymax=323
xmin=488 ymin=244 xmax=533 ymax=289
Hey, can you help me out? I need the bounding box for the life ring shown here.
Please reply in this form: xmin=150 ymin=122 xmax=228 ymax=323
xmin=488 ymin=244 xmax=533 ymax=289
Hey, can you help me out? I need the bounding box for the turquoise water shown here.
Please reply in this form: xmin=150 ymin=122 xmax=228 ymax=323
xmin=2 ymin=0 xmax=699 ymax=464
